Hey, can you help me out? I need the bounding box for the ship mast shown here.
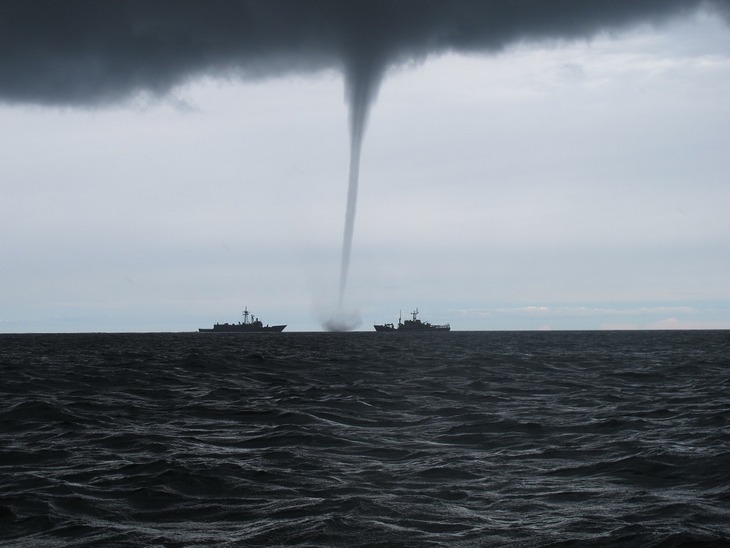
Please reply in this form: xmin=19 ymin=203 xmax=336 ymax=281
xmin=242 ymin=307 xmax=250 ymax=325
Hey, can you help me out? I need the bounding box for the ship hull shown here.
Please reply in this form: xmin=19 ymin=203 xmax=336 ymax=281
xmin=399 ymin=325 xmax=450 ymax=332
xmin=199 ymin=324 xmax=286 ymax=333
xmin=374 ymin=325 xmax=450 ymax=332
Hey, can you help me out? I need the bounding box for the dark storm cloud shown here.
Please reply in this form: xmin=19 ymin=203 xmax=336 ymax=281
xmin=1 ymin=0 xmax=727 ymax=106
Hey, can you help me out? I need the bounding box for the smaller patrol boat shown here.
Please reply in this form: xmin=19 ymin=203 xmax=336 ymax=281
xmin=199 ymin=307 xmax=286 ymax=333
xmin=374 ymin=308 xmax=450 ymax=332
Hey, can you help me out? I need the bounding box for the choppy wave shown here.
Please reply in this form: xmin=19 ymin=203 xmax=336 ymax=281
xmin=1 ymin=331 xmax=729 ymax=546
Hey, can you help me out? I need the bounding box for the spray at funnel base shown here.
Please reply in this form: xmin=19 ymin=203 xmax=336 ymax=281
xmin=323 ymin=310 xmax=362 ymax=332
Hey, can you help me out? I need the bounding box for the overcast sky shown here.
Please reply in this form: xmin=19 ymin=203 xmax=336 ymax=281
xmin=1 ymin=1 xmax=729 ymax=332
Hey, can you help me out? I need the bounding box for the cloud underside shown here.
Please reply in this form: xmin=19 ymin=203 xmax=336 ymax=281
xmin=1 ymin=0 xmax=727 ymax=106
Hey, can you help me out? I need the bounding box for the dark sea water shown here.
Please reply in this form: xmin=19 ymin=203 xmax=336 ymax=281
xmin=1 ymin=330 xmax=729 ymax=547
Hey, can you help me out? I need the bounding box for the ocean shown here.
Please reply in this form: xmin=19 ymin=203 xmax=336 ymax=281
xmin=1 ymin=330 xmax=729 ymax=546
